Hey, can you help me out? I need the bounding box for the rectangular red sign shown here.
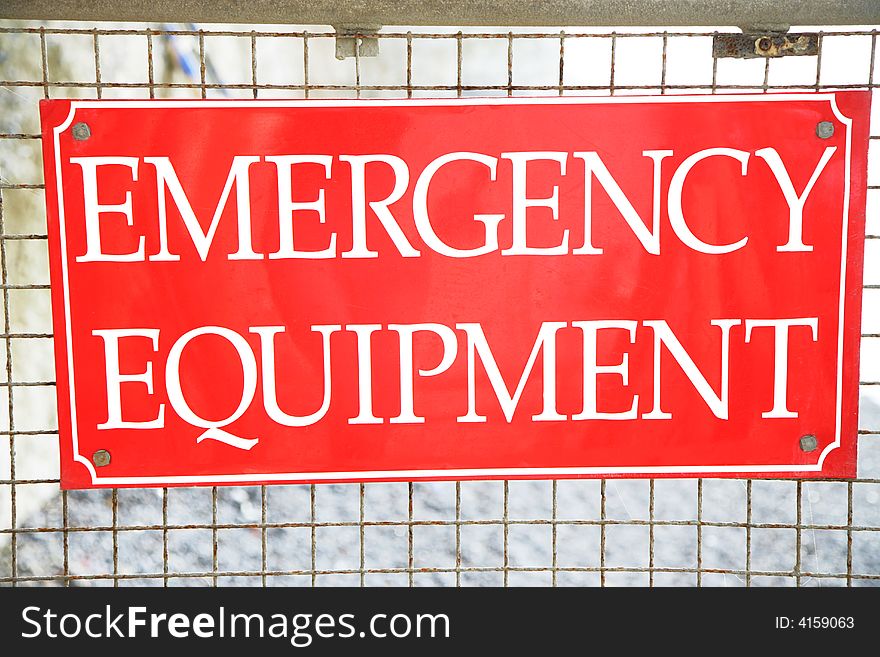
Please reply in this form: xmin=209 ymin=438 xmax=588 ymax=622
xmin=40 ymin=93 xmax=869 ymax=489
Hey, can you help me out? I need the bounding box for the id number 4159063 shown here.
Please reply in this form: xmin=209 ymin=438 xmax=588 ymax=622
xmin=775 ymin=617 xmax=855 ymax=629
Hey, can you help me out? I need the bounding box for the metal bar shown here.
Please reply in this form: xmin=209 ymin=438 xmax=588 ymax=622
xmin=745 ymin=480 xmax=752 ymax=587
xmin=0 ymin=147 xmax=16 ymax=590
xmin=455 ymin=483 xmax=462 ymax=586
xmin=696 ymin=479 xmax=703 ymax=586
xmin=211 ymin=486 xmax=218 ymax=586
xmin=111 ymin=489 xmax=119 ymax=586
xmin=4 ymin=517 xmax=880 ymax=534
xmin=310 ymin=484 xmax=317 ymax=586
xmin=2 ymin=566 xmax=879 ymax=585
xmin=648 ymin=480 xmax=655 ymax=586
xmin=408 ymin=483 xmax=414 ymax=587
xmin=162 ymin=489 xmax=169 ymax=586
xmin=10 ymin=80 xmax=880 ymax=92
xmin=4 ymin=27 xmax=880 ymax=37
xmin=61 ymin=490 xmax=70 ymax=586
xmin=551 ymin=481 xmax=558 ymax=587
xmin=600 ymin=480 xmax=607 ymax=586
xmin=2 ymin=0 xmax=879 ymax=28
xmin=502 ymin=480 xmax=509 ymax=586
xmin=261 ymin=485 xmax=268 ymax=587
xmin=795 ymin=481 xmax=802 ymax=586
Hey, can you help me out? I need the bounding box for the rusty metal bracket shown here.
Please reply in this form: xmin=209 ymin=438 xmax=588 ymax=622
xmin=713 ymin=33 xmax=819 ymax=59
xmin=334 ymin=25 xmax=381 ymax=59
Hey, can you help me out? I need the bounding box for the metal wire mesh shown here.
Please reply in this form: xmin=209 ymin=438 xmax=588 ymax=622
xmin=0 ymin=21 xmax=879 ymax=587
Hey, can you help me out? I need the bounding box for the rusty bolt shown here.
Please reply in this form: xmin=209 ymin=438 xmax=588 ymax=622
xmin=92 ymin=449 xmax=111 ymax=467
xmin=816 ymin=121 xmax=835 ymax=139
xmin=756 ymin=37 xmax=773 ymax=53
xmin=72 ymin=121 xmax=91 ymax=141
xmin=799 ymin=434 xmax=818 ymax=453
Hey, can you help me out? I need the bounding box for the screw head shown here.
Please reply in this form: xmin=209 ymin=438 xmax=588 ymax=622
xmin=92 ymin=449 xmax=111 ymax=467
xmin=799 ymin=434 xmax=818 ymax=453
xmin=816 ymin=121 xmax=835 ymax=139
xmin=72 ymin=122 xmax=91 ymax=141
xmin=756 ymin=37 xmax=773 ymax=52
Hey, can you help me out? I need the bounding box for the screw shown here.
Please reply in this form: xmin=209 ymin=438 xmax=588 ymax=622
xmin=816 ymin=121 xmax=835 ymax=139
xmin=92 ymin=449 xmax=111 ymax=467
xmin=756 ymin=37 xmax=773 ymax=53
xmin=799 ymin=434 xmax=818 ymax=453
xmin=72 ymin=122 xmax=91 ymax=141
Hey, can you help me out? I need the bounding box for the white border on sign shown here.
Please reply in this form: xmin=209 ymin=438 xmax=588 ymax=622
xmin=51 ymin=94 xmax=853 ymax=485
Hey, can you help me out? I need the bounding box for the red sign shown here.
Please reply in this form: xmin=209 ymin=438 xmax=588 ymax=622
xmin=40 ymin=93 xmax=869 ymax=489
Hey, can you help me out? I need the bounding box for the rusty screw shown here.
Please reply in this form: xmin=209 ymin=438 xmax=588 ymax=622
xmin=72 ymin=121 xmax=91 ymax=141
xmin=756 ymin=37 xmax=773 ymax=54
xmin=816 ymin=121 xmax=835 ymax=139
xmin=799 ymin=434 xmax=818 ymax=453
xmin=92 ymin=449 xmax=111 ymax=467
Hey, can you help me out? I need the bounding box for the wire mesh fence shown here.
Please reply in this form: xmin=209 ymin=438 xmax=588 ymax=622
xmin=0 ymin=20 xmax=879 ymax=587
